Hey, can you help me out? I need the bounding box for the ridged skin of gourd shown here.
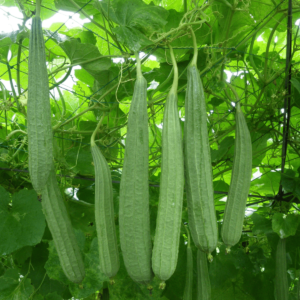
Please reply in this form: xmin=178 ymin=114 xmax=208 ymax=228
xmin=197 ymin=249 xmax=211 ymax=300
xmin=221 ymin=102 xmax=252 ymax=248
xmin=28 ymin=16 xmax=53 ymax=194
xmin=183 ymin=245 xmax=193 ymax=300
xmin=119 ymin=54 xmax=152 ymax=283
xmin=184 ymin=62 xmax=218 ymax=254
xmin=91 ymin=144 xmax=120 ymax=278
xmin=152 ymin=45 xmax=184 ymax=282
xmin=41 ymin=167 xmax=85 ymax=283
xmin=275 ymin=238 xmax=289 ymax=300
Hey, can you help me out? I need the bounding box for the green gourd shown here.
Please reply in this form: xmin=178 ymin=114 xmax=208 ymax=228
xmin=152 ymin=45 xmax=184 ymax=285
xmin=41 ymin=166 xmax=85 ymax=283
xmin=183 ymin=226 xmax=193 ymax=300
xmin=184 ymin=28 xmax=218 ymax=254
xmin=221 ymin=102 xmax=252 ymax=249
xmin=197 ymin=249 xmax=211 ymax=300
xmin=91 ymin=117 xmax=120 ymax=279
xmin=27 ymin=11 xmax=53 ymax=194
xmin=119 ymin=52 xmax=152 ymax=283
xmin=275 ymin=238 xmax=288 ymax=300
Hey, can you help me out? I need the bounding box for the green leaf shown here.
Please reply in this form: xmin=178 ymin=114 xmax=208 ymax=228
xmin=13 ymin=246 xmax=32 ymax=265
xmin=44 ymin=293 xmax=63 ymax=300
xmin=291 ymin=77 xmax=300 ymax=109
xmin=65 ymin=198 xmax=95 ymax=235
xmin=96 ymin=0 xmax=168 ymax=33
xmin=251 ymin=213 xmax=273 ymax=235
xmin=0 ymin=37 xmax=11 ymax=62
xmin=95 ymin=0 xmax=168 ymax=51
xmin=65 ymin=146 xmax=94 ymax=176
xmin=20 ymin=242 xmax=67 ymax=297
xmin=75 ymin=69 xmax=95 ymax=87
xmin=60 ymin=39 xmax=111 ymax=81
xmin=43 ymin=29 xmax=69 ymax=44
xmin=0 ymin=269 xmax=34 ymax=300
xmin=281 ymin=170 xmax=300 ymax=198
xmin=272 ymin=212 xmax=300 ymax=239
xmin=211 ymin=136 xmax=234 ymax=163
xmin=55 ymin=0 xmax=98 ymax=16
xmin=251 ymin=127 xmax=270 ymax=165
xmin=62 ymin=29 xmax=97 ymax=45
xmin=208 ymin=97 xmax=225 ymax=107
xmin=0 ymin=187 xmax=46 ymax=255
xmin=112 ymin=26 xmax=152 ymax=51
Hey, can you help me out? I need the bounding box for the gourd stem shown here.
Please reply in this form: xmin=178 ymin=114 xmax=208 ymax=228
xmin=6 ymin=64 xmax=20 ymax=111
xmin=36 ymin=0 xmax=41 ymax=18
xmin=190 ymin=28 xmax=198 ymax=66
xmin=91 ymin=114 xmax=105 ymax=147
xmin=135 ymin=51 xmax=142 ymax=79
xmin=236 ymin=101 xmax=241 ymax=113
xmin=168 ymin=44 xmax=178 ymax=94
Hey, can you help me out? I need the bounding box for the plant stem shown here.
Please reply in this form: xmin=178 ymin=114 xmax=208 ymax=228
xmin=190 ymin=27 xmax=198 ymax=66
xmin=6 ymin=129 xmax=27 ymax=140
xmin=7 ymin=64 xmax=21 ymax=111
xmin=168 ymin=44 xmax=179 ymax=94
xmin=16 ymin=38 xmax=23 ymax=96
xmin=91 ymin=114 xmax=105 ymax=147
xmin=36 ymin=0 xmax=41 ymax=18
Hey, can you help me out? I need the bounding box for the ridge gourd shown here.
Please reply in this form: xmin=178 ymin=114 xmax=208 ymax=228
xmin=197 ymin=249 xmax=211 ymax=300
xmin=275 ymin=238 xmax=288 ymax=300
xmin=41 ymin=166 xmax=85 ymax=283
xmin=27 ymin=2 xmax=53 ymax=194
xmin=91 ymin=116 xmax=120 ymax=279
xmin=221 ymin=101 xmax=252 ymax=249
xmin=119 ymin=52 xmax=152 ymax=283
xmin=184 ymin=28 xmax=218 ymax=254
xmin=183 ymin=225 xmax=193 ymax=300
xmin=152 ymin=44 xmax=184 ymax=286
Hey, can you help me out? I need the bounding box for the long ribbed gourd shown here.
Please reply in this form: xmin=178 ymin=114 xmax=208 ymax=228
xmin=152 ymin=44 xmax=184 ymax=285
xmin=197 ymin=249 xmax=211 ymax=300
xmin=27 ymin=4 xmax=53 ymax=194
xmin=275 ymin=238 xmax=289 ymax=300
xmin=184 ymin=28 xmax=218 ymax=254
xmin=42 ymin=166 xmax=85 ymax=283
xmin=221 ymin=101 xmax=252 ymax=249
xmin=119 ymin=52 xmax=152 ymax=283
xmin=183 ymin=226 xmax=193 ymax=300
xmin=91 ymin=116 xmax=120 ymax=279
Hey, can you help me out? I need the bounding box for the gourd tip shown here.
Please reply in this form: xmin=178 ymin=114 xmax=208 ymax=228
xmin=159 ymin=281 xmax=166 ymax=290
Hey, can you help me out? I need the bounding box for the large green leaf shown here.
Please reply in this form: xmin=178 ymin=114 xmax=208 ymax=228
xmin=60 ymin=39 xmax=111 ymax=81
xmin=0 ymin=269 xmax=34 ymax=300
xmin=272 ymin=212 xmax=300 ymax=239
xmin=0 ymin=187 xmax=46 ymax=255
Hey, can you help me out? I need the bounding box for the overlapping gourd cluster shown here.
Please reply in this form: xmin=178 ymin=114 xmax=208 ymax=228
xmin=27 ymin=3 xmax=272 ymax=297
